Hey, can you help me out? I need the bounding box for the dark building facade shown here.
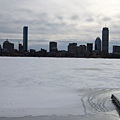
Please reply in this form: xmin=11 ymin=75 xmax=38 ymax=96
xmin=23 ymin=26 xmax=28 ymax=52
xmin=49 ymin=42 xmax=58 ymax=52
xmin=87 ymin=43 xmax=93 ymax=52
xmin=95 ymin=37 xmax=101 ymax=52
xmin=19 ymin=43 xmax=23 ymax=52
xmin=3 ymin=40 xmax=14 ymax=52
xmin=76 ymin=45 xmax=86 ymax=57
xmin=113 ymin=46 xmax=120 ymax=53
xmin=102 ymin=27 xmax=109 ymax=53
xmin=0 ymin=44 xmax=1 ymax=52
xmin=68 ymin=43 xmax=77 ymax=55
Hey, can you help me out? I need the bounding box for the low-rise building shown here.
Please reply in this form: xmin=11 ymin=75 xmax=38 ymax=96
xmin=3 ymin=40 xmax=14 ymax=52
xmin=68 ymin=43 xmax=77 ymax=55
xmin=19 ymin=43 xmax=23 ymax=52
xmin=87 ymin=43 xmax=93 ymax=53
xmin=49 ymin=42 xmax=58 ymax=53
xmin=76 ymin=45 xmax=86 ymax=57
xmin=113 ymin=46 xmax=120 ymax=53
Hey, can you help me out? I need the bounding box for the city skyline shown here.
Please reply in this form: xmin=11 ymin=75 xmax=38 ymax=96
xmin=0 ymin=0 xmax=120 ymax=51
xmin=1 ymin=26 xmax=120 ymax=58
xmin=0 ymin=25 xmax=119 ymax=53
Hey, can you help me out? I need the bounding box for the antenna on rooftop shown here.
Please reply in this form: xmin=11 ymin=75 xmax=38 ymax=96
xmin=105 ymin=22 xmax=106 ymax=27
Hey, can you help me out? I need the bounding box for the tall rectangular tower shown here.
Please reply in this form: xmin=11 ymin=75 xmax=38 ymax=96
xmin=23 ymin=26 xmax=28 ymax=52
xmin=102 ymin=27 xmax=109 ymax=53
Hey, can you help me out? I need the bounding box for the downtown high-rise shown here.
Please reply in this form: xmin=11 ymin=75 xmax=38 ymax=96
xmin=102 ymin=27 xmax=109 ymax=53
xmin=23 ymin=26 xmax=28 ymax=52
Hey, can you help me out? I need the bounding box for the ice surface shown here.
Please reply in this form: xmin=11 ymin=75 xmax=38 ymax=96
xmin=0 ymin=57 xmax=120 ymax=119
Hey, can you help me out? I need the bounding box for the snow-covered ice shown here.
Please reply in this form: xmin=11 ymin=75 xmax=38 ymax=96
xmin=0 ymin=57 xmax=120 ymax=119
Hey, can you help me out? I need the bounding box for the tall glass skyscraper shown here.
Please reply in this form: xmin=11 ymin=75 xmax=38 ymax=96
xmin=102 ymin=27 xmax=109 ymax=53
xmin=23 ymin=26 xmax=28 ymax=52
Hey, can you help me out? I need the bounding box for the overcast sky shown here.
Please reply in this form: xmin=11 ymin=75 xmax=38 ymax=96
xmin=0 ymin=0 xmax=120 ymax=51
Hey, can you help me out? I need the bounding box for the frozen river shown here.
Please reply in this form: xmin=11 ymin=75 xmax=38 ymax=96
xmin=0 ymin=57 xmax=120 ymax=120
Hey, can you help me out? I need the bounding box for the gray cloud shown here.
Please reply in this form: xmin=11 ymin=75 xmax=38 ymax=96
xmin=102 ymin=16 xmax=112 ymax=22
xmin=85 ymin=16 xmax=94 ymax=22
xmin=70 ymin=15 xmax=79 ymax=20
xmin=0 ymin=0 xmax=120 ymax=52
